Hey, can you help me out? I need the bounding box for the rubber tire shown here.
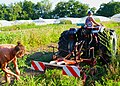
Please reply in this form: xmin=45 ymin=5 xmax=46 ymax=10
xmin=98 ymin=29 xmax=117 ymax=64
xmin=110 ymin=30 xmax=117 ymax=56
xmin=58 ymin=30 xmax=69 ymax=57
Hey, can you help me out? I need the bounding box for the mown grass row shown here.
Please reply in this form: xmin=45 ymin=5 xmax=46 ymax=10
xmin=0 ymin=22 xmax=120 ymax=86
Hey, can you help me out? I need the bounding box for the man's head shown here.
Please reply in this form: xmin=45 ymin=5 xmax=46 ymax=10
xmin=88 ymin=11 xmax=93 ymax=16
xmin=14 ymin=41 xmax=25 ymax=58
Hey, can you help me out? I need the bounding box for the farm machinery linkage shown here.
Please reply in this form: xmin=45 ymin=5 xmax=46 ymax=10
xmin=31 ymin=24 xmax=117 ymax=85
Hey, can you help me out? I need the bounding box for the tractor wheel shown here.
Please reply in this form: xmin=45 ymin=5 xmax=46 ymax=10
xmin=98 ymin=29 xmax=117 ymax=64
xmin=110 ymin=30 xmax=117 ymax=56
xmin=57 ymin=30 xmax=69 ymax=57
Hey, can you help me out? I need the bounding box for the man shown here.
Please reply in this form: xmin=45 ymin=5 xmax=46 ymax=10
xmin=85 ymin=11 xmax=101 ymax=45
xmin=85 ymin=11 xmax=100 ymax=27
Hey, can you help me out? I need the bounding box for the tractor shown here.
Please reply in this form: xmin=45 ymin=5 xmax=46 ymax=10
xmin=56 ymin=23 xmax=117 ymax=65
xmin=31 ymin=24 xmax=117 ymax=85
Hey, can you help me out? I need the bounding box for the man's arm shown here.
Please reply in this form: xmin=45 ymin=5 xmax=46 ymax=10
xmin=90 ymin=17 xmax=100 ymax=26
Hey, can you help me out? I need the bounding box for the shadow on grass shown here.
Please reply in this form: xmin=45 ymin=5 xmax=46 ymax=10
xmin=18 ymin=51 xmax=55 ymax=75
xmin=25 ymin=51 xmax=53 ymax=67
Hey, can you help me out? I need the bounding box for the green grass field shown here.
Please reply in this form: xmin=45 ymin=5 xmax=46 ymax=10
xmin=0 ymin=22 xmax=120 ymax=86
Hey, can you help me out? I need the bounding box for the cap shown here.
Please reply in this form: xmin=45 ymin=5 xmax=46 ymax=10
xmin=88 ymin=11 xmax=93 ymax=15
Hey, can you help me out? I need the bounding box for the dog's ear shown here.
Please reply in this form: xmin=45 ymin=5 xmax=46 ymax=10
xmin=15 ymin=41 xmax=22 ymax=52
xmin=15 ymin=46 xmax=20 ymax=52
xmin=12 ymin=41 xmax=25 ymax=57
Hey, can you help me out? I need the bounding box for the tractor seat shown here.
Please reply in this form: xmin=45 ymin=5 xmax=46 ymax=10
xmin=86 ymin=26 xmax=104 ymax=33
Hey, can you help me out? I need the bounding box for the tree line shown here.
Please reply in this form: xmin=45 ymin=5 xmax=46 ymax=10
xmin=0 ymin=0 xmax=120 ymax=21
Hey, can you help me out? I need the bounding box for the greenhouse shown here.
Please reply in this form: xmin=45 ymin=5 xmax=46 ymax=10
xmin=111 ymin=13 xmax=120 ymax=22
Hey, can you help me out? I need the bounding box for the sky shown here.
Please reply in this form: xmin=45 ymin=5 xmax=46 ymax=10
xmin=0 ymin=0 xmax=120 ymax=9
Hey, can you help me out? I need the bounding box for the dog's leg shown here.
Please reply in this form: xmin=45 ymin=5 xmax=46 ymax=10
xmin=5 ymin=70 xmax=11 ymax=83
xmin=13 ymin=58 xmax=20 ymax=76
xmin=2 ymin=62 xmax=20 ymax=80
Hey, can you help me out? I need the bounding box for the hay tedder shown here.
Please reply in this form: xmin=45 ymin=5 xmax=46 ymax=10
xmin=31 ymin=24 xmax=117 ymax=84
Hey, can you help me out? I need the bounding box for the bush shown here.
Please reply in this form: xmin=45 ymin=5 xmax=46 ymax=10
xmin=59 ymin=20 xmax=72 ymax=24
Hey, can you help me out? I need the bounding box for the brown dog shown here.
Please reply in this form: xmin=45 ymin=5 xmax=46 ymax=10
xmin=0 ymin=41 xmax=25 ymax=83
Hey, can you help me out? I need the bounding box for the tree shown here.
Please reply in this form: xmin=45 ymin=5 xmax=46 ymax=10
xmin=13 ymin=3 xmax=22 ymax=20
xmin=0 ymin=4 xmax=5 ymax=20
xmin=96 ymin=2 xmax=120 ymax=17
xmin=34 ymin=2 xmax=42 ymax=19
xmin=16 ymin=1 xmax=29 ymax=20
xmin=6 ymin=4 xmax=15 ymax=21
xmin=22 ymin=0 xmax=35 ymax=19
xmin=0 ymin=0 xmax=90 ymax=20
xmin=90 ymin=7 xmax=96 ymax=14
xmin=6 ymin=3 xmax=22 ymax=21
xmin=39 ymin=0 xmax=52 ymax=18
xmin=53 ymin=0 xmax=89 ymax=18
xmin=2 ymin=4 xmax=9 ymax=20
xmin=32 ymin=0 xmax=52 ymax=19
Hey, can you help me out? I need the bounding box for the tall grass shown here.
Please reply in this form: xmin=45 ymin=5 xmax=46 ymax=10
xmin=10 ymin=69 xmax=83 ymax=86
xmin=0 ymin=24 xmax=76 ymax=51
